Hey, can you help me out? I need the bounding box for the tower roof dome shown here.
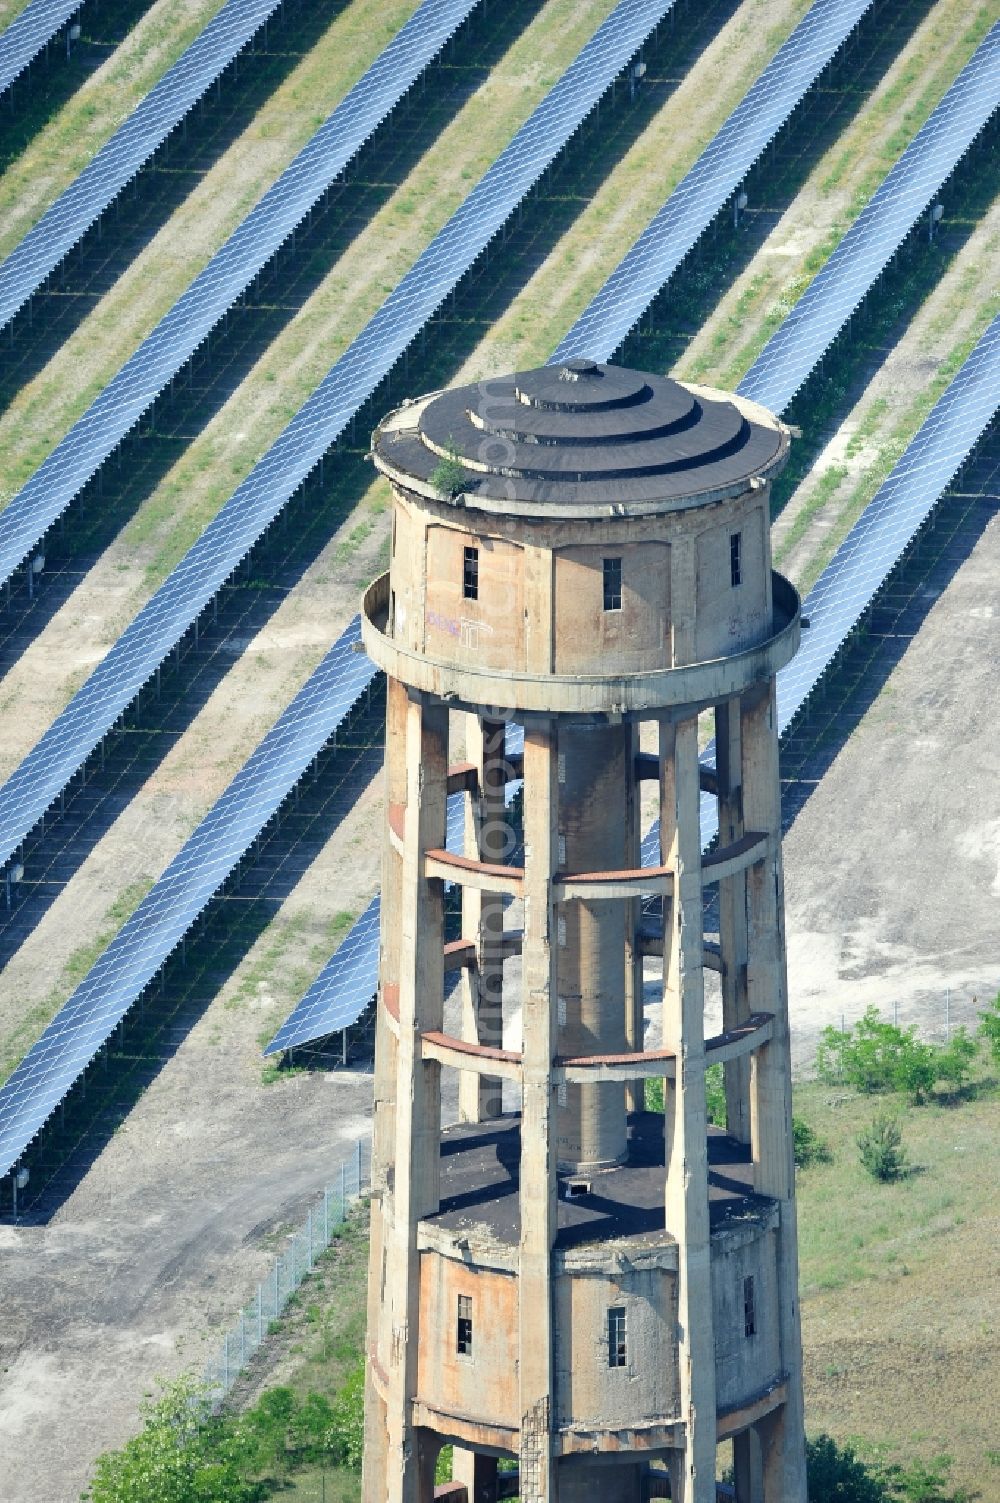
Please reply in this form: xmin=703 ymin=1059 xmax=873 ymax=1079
xmin=371 ymin=359 xmax=789 ymax=518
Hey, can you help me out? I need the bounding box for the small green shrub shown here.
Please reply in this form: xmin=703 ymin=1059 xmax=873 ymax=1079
xmin=934 ymin=1027 xmax=979 ymax=1095
xmin=807 ymin=1433 xmax=886 ymax=1503
xmin=643 ymin=1064 xmax=725 ymax=1123
xmin=806 ymin=1435 xmax=971 ymax=1503
xmin=792 ymin=1115 xmax=832 ymax=1167
xmin=429 ymin=439 xmax=467 ymax=498
xmin=878 ymin=1454 xmax=971 ymax=1503
xmin=976 ymin=991 xmax=1000 ymax=1066
xmin=82 ymin=1377 xmax=265 ymax=1503
xmin=325 ymin=1357 xmax=366 ymax=1469
xmin=857 ymin=1112 xmax=908 ymax=1182
xmin=704 ymin=1061 xmax=726 ymax=1126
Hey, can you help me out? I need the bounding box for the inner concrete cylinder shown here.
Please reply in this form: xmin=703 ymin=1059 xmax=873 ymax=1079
xmin=558 ymin=1458 xmax=642 ymax=1503
xmin=555 ymin=722 xmax=629 ymax=1170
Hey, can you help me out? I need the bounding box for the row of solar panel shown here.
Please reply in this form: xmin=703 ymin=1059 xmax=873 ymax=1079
xmin=267 ymin=14 xmax=1000 ymax=1055
xmin=0 ymin=0 xmax=676 ymax=871
xmin=0 ymin=0 xmax=283 ymax=335
xmin=0 ymin=0 xmax=680 ymax=1180
xmin=0 ymin=0 xmax=81 ymax=98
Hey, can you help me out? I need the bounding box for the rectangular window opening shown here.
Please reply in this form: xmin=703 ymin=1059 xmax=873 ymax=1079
xmin=730 ymin=531 xmax=742 ymax=588
xmin=463 ymin=545 xmax=479 ymax=600
xmin=565 ymin=1179 xmax=591 ymax=1199
xmin=608 ymin=1305 xmax=627 ymax=1368
xmin=743 ymin=1275 xmax=756 ymax=1338
xmin=457 ymin=1294 xmax=473 ymax=1356
xmin=603 ymin=556 xmax=622 ymax=611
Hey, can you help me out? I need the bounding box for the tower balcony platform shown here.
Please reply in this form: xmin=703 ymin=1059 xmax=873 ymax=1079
xmin=415 ymin=1112 xmax=776 ymax=1268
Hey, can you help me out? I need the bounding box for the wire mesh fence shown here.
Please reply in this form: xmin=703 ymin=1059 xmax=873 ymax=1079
xmin=203 ymin=1137 xmax=369 ymax=1407
xmin=823 ymin=987 xmax=989 ymax=1047
xmin=788 ymin=983 xmax=995 ymax=1075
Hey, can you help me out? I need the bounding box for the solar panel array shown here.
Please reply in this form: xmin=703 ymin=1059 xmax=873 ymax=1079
xmin=0 ymin=0 xmax=675 ymax=1176
xmin=0 ymin=0 xmax=676 ymax=878
xmin=0 ymin=0 xmax=282 ymax=335
xmin=3 ymin=0 xmax=995 ymax=1164
xmin=738 ymin=22 xmax=1000 ymax=415
xmin=269 ymin=891 xmax=381 ymax=1053
xmin=551 ymin=0 xmax=875 ymax=366
xmin=0 ymin=0 xmax=80 ymax=98
xmin=0 ymin=616 xmax=377 ymax=1179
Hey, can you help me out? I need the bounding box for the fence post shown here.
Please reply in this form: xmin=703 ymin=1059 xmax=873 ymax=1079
xmin=239 ymin=1311 xmax=245 ymax=1369
xmin=223 ymin=1333 xmax=229 ymax=1395
xmin=308 ymin=1209 xmax=314 ymax=1271
xmin=257 ymin=1285 xmax=263 ymax=1346
xmin=356 ymin=1137 xmax=362 ymax=1194
xmin=323 ymin=1186 xmax=329 ymax=1246
xmin=274 ymin=1258 xmax=280 ymax=1317
xmin=341 ymin=1161 xmax=346 ymax=1218
xmin=946 ymin=989 xmax=951 ymax=1040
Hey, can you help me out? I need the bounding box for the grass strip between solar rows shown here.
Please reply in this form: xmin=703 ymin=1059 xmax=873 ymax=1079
xmin=0 ymin=0 xmax=676 ymax=1165
xmin=0 ymin=0 xmax=230 ymax=261
xmin=0 ymin=0 xmax=483 ymax=575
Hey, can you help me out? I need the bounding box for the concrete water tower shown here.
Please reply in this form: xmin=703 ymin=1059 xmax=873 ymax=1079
xmin=360 ymin=358 xmax=807 ymax=1503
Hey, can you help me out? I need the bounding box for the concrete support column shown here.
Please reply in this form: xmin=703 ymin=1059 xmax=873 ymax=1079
xmin=716 ymin=696 xmax=751 ymax=1143
xmin=363 ymin=676 xmax=409 ymax=1503
xmin=451 ymin=1449 xmax=499 ymax=1503
xmin=385 ymin=695 xmax=448 ymax=1503
xmin=733 ymin=1426 xmax=764 ymax=1503
xmin=518 ymin=718 xmax=559 ymax=1503
xmin=660 ymin=714 xmax=716 ymax=1503
xmin=624 ymin=720 xmax=644 ymax=1114
xmin=556 ymin=722 xmax=629 ymax=1170
xmin=741 ymin=683 xmax=807 ymax=1503
xmin=460 ymin=715 xmax=508 ymax=1122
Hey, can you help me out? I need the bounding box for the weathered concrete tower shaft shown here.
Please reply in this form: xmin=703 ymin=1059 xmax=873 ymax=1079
xmin=361 ymin=360 xmax=807 ymax=1503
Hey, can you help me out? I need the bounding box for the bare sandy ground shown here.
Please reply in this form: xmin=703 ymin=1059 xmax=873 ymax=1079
xmin=782 ymin=507 xmax=1000 ymax=1062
